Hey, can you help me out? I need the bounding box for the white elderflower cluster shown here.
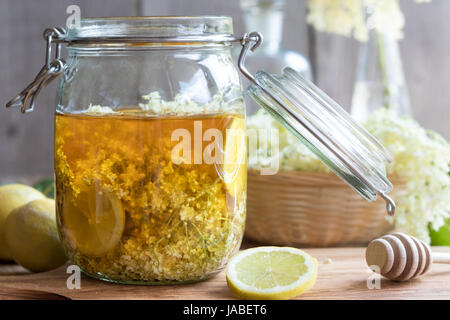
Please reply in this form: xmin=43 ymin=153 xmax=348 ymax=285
xmin=83 ymin=92 xmax=244 ymax=116
xmin=306 ymin=0 xmax=431 ymax=41
xmin=364 ymin=108 xmax=450 ymax=242
xmin=139 ymin=91 xmax=243 ymax=116
xmin=86 ymin=104 xmax=115 ymax=114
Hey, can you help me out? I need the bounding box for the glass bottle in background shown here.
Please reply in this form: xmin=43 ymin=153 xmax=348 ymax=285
xmin=238 ymin=0 xmax=312 ymax=115
xmin=351 ymin=30 xmax=412 ymax=122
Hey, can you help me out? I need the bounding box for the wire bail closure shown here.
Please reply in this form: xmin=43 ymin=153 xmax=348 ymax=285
xmin=6 ymin=27 xmax=66 ymax=113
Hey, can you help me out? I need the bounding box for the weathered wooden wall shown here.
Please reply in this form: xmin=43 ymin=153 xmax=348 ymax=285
xmin=1 ymin=0 xmax=448 ymax=179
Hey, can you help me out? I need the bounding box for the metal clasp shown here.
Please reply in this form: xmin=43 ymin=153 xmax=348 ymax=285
xmin=6 ymin=27 xmax=67 ymax=113
xmin=237 ymin=32 xmax=263 ymax=83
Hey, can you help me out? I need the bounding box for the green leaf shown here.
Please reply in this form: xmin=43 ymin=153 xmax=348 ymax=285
xmin=33 ymin=178 xmax=55 ymax=199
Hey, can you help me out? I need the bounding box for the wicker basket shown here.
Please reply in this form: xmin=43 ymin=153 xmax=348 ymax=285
xmin=246 ymin=170 xmax=406 ymax=247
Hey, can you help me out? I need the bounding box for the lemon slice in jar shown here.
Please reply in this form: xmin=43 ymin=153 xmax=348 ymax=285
xmin=221 ymin=117 xmax=246 ymax=196
xmin=226 ymin=247 xmax=317 ymax=300
xmin=62 ymin=187 xmax=125 ymax=257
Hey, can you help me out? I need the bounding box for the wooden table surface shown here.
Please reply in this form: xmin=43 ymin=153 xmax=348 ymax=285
xmin=1 ymin=246 xmax=450 ymax=300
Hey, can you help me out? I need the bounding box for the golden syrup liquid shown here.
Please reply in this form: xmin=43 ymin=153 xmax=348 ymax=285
xmin=54 ymin=111 xmax=246 ymax=283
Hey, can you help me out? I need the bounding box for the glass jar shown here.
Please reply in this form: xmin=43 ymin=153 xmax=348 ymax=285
xmin=7 ymin=16 xmax=397 ymax=285
xmin=14 ymin=17 xmax=246 ymax=284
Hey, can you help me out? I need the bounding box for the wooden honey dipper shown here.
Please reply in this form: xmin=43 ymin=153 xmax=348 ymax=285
xmin=365 ymin=232 xmax=450 ymax=281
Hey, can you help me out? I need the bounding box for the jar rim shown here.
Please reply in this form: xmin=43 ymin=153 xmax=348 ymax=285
xmin=66 ymin=16 xmax=235 ymax=43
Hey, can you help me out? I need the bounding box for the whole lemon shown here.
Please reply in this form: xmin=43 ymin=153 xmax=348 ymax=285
xmin=4 ymin=198 xmax=67 ymax=272
xmin=0 ymin=184 xmax=46 ymax=260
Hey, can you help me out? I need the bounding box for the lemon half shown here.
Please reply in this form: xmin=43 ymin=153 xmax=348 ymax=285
xmin=226 ymin=246 xmax=317 ymax=300
xmin=62 ymin=187 xmax=124 ymax=257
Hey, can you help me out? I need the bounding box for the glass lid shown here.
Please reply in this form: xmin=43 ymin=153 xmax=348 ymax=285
xmin=238 ymin=32 xmax=396 ymax=215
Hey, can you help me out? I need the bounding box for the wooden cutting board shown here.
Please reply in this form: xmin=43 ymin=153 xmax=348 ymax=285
xmin=1 ymin=247 xmax=449 ymax=300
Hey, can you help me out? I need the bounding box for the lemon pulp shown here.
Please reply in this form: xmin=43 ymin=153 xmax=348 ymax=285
xmin=226 ymin=246 xmax=317 ymax=300
xmin=62 ymin=187 xmax=125 ymax=257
